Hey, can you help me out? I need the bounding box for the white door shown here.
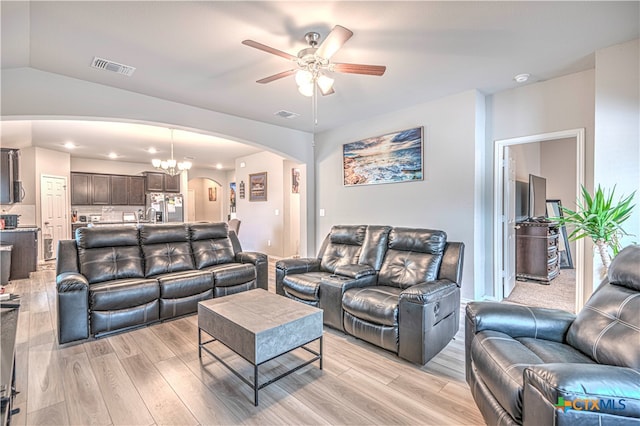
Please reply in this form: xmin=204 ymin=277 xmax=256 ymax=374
xmin=503 ymin=147 xmax=517 ymax=298
xmin=41 ymin=175 xmax=68 ymax=260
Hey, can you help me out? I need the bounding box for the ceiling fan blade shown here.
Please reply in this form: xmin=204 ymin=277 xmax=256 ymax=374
xmin=332 ymin=63 xmax=386 ymax=76
xmin=242 ymin=40 xmax=297 ymax=61
xmin=256 ymin=69 xmax=296 ymax=84
xmin=316 ymin=25 xmax=353 ymax=59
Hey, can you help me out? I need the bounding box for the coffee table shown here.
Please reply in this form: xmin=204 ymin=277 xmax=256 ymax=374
xmin=197 ymin=289 xmax=323 ymax=405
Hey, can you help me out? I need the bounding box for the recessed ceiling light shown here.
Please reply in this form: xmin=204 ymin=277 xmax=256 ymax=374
xmin=108 ymin=152 xmax=118 ymax=159
xmin=514 ymin=73 xmax=530 ymax=83
xmin=64 ymin=142 xmax=75 ymax=149
xmin=240 ymin=162 xmax=246 ymax=168
xmin=148 ymin=147 xmax=157 ymax=154
xmin=216 ymin=164 xmax=222 ymax=170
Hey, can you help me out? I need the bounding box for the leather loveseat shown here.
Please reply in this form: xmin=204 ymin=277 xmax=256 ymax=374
xmin=56 ymin=222 xmax=267 ymax=344
xmin=465 ymin=244 xmax=640 ymax=425
xmin=276 ymin=225 xmax=464 ymax=365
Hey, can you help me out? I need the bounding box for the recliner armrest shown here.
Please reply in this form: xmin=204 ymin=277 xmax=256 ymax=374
xmin=466 ymin=301 xmax=575 ymax=342
xmin=56 ymin=272 xmax=89 ymax=292
xmin=275 ymin=258 xmax=321 ymax=274
xmin=236 ymin=251 xmax=268 ymax=290
xmin=523 ymin=364 xmax=640 ymax=422
xmin=399 ymin=279 xmax=458 ymax=305
xmin=334 ymin=264 xmax=376 ymax=279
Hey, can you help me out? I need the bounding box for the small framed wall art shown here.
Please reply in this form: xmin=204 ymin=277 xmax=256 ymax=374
xmin=343 ymin=126 xmax=424 ymax=186
xmin=249 ymin=172 xmax=267 ymax=202
xmin=208 ymin=187 xmax=217 ymax=201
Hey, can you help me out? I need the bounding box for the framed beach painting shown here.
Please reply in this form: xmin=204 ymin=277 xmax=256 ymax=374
xmin=343 ymin=126 xmax=424 ymax=186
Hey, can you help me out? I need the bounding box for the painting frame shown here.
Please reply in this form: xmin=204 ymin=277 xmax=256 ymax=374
xmin=342 ymin=126 xmax=424 ymax=186
xmin=249 ymin=172 xmax=267 ymax=202
xmin=208 ymin=187 xmax=216 ymax=202
xmin=292 ymin=168 xmax=300 ymax=194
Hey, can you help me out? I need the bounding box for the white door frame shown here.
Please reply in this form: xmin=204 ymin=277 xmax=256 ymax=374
xmin=493 ymin=129 xmax=585 ymax=311
xmin=40 ymin=174 xmax=69 ymax=260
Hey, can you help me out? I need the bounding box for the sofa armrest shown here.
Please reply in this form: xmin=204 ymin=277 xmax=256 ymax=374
xmin=56 ymin=240 xmax=79 ymax=275
xmin=466 ymin=301 xmax=576 ymax=343
xmin=56 ymin=272 xmax=90 ymax=344
xmin=523 ymin=364 xmax=640 ymax=423
xmin=399 ymin=279 xmax=458 ymax=304
xmin=236 ymin=251 xmax=268 ymax=290
xmin=275 ymin=258 xmax=320 ymax=295
xmin=334 ymin=264 xmax=376 ymax=279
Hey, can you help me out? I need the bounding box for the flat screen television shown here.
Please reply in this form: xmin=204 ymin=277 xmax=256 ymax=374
xmin=515 ymin=180 xmax=529 ymax=222
xmin=528 ymin=174 xmax=547 ymax=220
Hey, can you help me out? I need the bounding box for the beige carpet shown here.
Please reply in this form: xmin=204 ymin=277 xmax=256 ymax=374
xmin=505 ymin=268 xmax=576 ymax=313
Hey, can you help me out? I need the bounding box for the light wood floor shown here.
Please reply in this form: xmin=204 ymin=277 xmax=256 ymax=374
xmin=4 ymin=260 xmax=484 ymax=425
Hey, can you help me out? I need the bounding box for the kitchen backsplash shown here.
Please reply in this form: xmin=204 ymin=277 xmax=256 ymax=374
xmin=72 ymin=205 xmax=145 ymax=222
xmin=0 ymin=203 xmax=36 ymax=226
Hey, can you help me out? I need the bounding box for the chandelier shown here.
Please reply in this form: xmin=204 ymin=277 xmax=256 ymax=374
xmin=151 ymin=129 xmax=192 ymax=176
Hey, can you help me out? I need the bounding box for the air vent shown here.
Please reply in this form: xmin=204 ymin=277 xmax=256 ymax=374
xmin=90 ymin=56 xmax=136 ymax=76
xmin=274 ymin=110 xmax=300 ymax=119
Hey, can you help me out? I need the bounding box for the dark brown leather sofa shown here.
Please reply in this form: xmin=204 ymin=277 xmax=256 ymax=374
xmin=56 ymin=222 xmax=267 ymax=344
xmin=276 ymin=225 xmax=464 ymax=365
xmin=465 ymin=244 xmax=640 ymax=425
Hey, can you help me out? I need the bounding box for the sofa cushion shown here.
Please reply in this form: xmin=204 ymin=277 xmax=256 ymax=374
xmin=190 ymin=222 xmax=229 ymax=240
xmin=90 ymin=278 xmax=159 ymax=311
xmin=282 ymin=272 xmax=327 ymax=301
xmin=329 ymin=225 xmax=367 ymax=245
xmin=76 ymin=226 xmax=139 ymax=249
xmin=377 ymin=229 xmax=446 ymax=288
xmin=142 ymin=242 xmax=194 ymax=277
xmin=157 ymin=270 xmax=213 ymax=299
xmin=566 ymin=281 xmax=640 ymax=369
xmin=79 ymin=246 xmax=144 ymax=284
xmin=139 ymin=223 xmax=190 ymax=244
xmin=342 ymin=286 xmax=402 ymax=327
xmin=191 ymin=239 xmax=235 ymax=268
xmin=205 ymin=263 xmax=256 ymax=288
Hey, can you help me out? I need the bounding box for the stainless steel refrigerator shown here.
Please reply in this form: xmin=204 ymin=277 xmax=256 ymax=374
xmin=146 ymin=193 xmax=184 ymax=223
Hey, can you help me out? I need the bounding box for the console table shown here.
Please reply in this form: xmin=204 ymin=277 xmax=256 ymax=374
xmin=515 ymin=221 xmax=560 ymax=283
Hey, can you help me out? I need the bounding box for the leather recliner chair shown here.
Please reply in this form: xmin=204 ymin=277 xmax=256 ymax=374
xmin=465 ymin=244 xmax=640 ymax=425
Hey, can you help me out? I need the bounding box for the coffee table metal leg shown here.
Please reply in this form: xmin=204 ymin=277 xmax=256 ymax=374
xmin=254 ymin=365 xmax=259 ymax=406
xmin=198 ymin=328 xmax=202 ymax=358
xmin=320 ymin=336 xmax=323 ymax=370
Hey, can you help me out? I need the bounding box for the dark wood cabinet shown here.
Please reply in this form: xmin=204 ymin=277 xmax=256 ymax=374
xmin=144 ymin=172 xmax=180 ymax=193
xmin=110 ymin=175 xmax=129 ymax=205
xmin=144 ymin=172 xmax=165 ymax=192
xmin=0 ymin=229 xmax=38 ymax=280
xmin=163 ymin=174 xmax=180 ymax=192
xmin=516 ymin=221 xmax=560 ymax=283
xmin=70 ymin=173 xmax=91 ymax=205
xmin=91 ymin=174 xmax=111 ymax=205
xmin=129 ymin=176 xmax=146 ymax=205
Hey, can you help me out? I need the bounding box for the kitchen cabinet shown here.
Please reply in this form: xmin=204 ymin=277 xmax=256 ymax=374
xmin=91 ymin=174 xmax=111 ymax=205
xmin=129 ymin=176 xmax=145 ymax=205
xmin=0 ymin=228 xmax=38 ymax=280
xmin=70 ymin=173 xmax=91 ymax=205
xmin=110 ymin=175 xmax=129 ymax=205
xmin=144 ymin=172 xmax=180 ymax=193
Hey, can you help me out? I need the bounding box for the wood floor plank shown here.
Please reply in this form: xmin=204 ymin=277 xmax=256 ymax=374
xmin=126 ymin=327 xmax=176 ymax=363
xmin=121 ymin=354 xmax=199 ymax=426
xmin=107 ymin=331 xmax=143 ymax=360
xmin=28 ymin=310 xmax=55 ymax=347
xmin=155 ymin=357 xmax=244 ymax=425
xmin=149 ymin=321 xmax=197 ymax=357
xmin=84 ymin=338 xmax=114 ymax=359
xmin=26 ymin=342 xmax=64 ymax=413
xmin=61 ymin=352 xmax=112 ymax=425
xmin=89 ymin=352 xmax=155 ymax=426
xmin=25 ymin=401 xmax=70 ymax=425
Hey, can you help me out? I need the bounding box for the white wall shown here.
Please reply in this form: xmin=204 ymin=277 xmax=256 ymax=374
xmin=188 ymin=178 xmax=222 ymax=222
xmin=283 ymin=160 xmax=303 ymax=257
xmin=594 ymin=39 xmax=640 ymax=259
xmin=315 ymin=90 xmax=482 ymax=300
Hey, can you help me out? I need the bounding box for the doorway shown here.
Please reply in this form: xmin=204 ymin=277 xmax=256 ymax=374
xmin=40 ymin=175 xmax=68 ymax=260
xmin=187 ymin=178 xmax=223 ymax=222
xmin=493 ymin=129 xmax=585 ymax=311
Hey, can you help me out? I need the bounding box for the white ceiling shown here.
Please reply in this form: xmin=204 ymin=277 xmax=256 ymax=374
xmin=1 ymin=1 xmax=638 ymax=170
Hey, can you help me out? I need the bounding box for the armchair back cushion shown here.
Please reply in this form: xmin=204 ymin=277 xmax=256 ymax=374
xmin=566 ymin=245 xmax=640 ymax=369
xmin=320 ymin=225 xmax=367 ymax=273
xmin=190 ymin=222 xmax=235 ymax=268
xmin=139 ymin=224 xmax=194 ymax=277
xmin=77 ymin=226 xmax=143 ymax=284
xmin=378 ymin=228 xmax=446 ymax=289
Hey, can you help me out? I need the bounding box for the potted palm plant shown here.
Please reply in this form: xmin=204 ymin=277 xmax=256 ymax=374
xmin=556 ymin=185 xmax=635 ymax=274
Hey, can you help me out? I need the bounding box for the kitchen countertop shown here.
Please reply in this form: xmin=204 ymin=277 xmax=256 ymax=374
xmin=0 ymin=226 xmax=40 ymax=232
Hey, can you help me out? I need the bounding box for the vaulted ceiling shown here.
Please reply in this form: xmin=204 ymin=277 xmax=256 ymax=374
xmin=1 ymin=1 xmax=638 ymax=169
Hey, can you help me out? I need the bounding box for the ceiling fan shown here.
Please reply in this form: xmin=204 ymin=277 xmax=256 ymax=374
xmin=242 ymin=25 xmax=386 ymax=97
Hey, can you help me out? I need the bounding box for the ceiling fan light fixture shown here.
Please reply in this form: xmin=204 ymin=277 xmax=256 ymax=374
xmin=317 ymin=74 xmax=334 ymax=94
xmin=298 ymin=83 xmax=314 ymax=97
xmin=295 ymin=69 xmax=313 ymax=86
xmin=151 ymin=158 xmax=162 ymax=167
xmin=152 ymin=128 xmax=192 ymax=176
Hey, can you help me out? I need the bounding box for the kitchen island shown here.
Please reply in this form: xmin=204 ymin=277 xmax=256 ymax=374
xmin=0 ymin=227 xmax=39 ymax=280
